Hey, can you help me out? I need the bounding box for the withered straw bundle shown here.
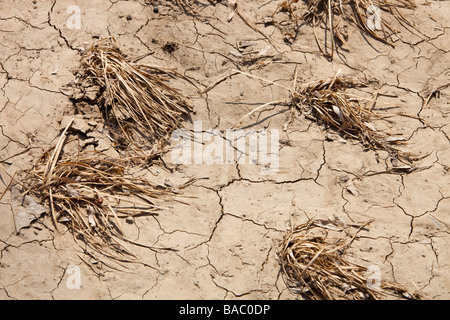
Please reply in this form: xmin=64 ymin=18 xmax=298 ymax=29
xmin=23 ymin=125 xmax=181 ymax=271
xmin=292 ymin=74 xmax=410 ymax=160
xmin=79 ymin=37 xmax=192 ymax=151
xmin=279 ymin=219 xmax=424 ymax=300
xmin=173 ymin=0 xmax=221 ymax=12
xmin=153 ymin=0 xmax=221 ymax=18
xmin=233 ymin=69 xmax=413 ymax=163
xmin=274 ymin=0 xmax=422 ymax=59
xmin=174 ymin=0 xmax=200 ymax=14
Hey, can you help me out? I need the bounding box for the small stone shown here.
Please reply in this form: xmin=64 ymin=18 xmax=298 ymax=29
xmin=125 ymin=216 xmax=134 ymax=224
xmin=272 ymin=53 xmax=282 ymax=61
xmin=263 ymin=17 xmax=274 ymax=25
xmin=126 ymin=15 xmax=132 ymax=21
xmin=346 ymin=183 xmax=359 ymax=196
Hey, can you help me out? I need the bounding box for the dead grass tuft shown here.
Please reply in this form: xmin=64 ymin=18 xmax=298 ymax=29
xmin=279 ymin=219 xmax=425 ymax=300
xmin=233 ymin=69 xmax=415 ymax=164
xmin=22 ymin=120 xmax=191 ymax=273
xmin=78 ymin=37 xmax=192 ymax=153
xmin=291 ymin=72 xmax=413 ymax=162
xmin=273 ymin=0 xmax=423 ymax=59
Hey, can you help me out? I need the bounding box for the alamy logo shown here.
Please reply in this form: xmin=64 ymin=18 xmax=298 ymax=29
xmin=170 ymin=121 xmax=279 ymax=175
xmin=66 ymin=5 xmax=81 ymax=30
xmin=66 ymin=265 xmax=81 ymax=290
xmin=365 ymin=264 xmax=381 ymax=290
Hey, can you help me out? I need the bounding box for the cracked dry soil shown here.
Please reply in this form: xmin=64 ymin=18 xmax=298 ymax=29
xmin=0 ymin=0 xmax=449 ymax=300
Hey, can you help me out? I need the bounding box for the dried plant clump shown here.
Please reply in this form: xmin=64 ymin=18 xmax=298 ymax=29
xmin=22 ymin=123 xmax=187 ymax=271
xmin=155 ymin=0 xmax=221 ymax=16
xmin=77 ymin=37 xmax=192 ymax=152
xmin=173 ymin=0 xmax=206 ymax=13
xmin=279 ymin=219 xmax=424 ymax=300
xmin=233 ymin=69 xmax=414 ymax=165
xmin=291 ymin=73 xmax=412 ymax=162
xmin=273 ymin=0 xmax=423 ymax=59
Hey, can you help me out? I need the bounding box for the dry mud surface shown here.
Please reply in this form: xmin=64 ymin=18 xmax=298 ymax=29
xmin=0 ymin=0 xmax=449 ymax=299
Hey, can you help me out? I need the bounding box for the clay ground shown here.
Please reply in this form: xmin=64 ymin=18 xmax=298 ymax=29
xmin=0 ymin=0 xmax=449 ymax=299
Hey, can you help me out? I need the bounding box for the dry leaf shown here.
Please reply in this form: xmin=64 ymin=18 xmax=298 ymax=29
xmin=386 ymin=136 xmax=407 ymax=142
xmin=364 ymin=122 xmax=376 ymax=131
xmin=332 ymin=105 xmax=344 ymax=122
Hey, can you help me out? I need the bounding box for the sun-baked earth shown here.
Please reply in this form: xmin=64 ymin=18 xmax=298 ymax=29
xmin=0 ymin=0 xmax=449 ymax=299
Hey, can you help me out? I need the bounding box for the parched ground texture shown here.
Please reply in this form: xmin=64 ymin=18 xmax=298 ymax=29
xmin=0 ymin=0 xmax=449 ymax=299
